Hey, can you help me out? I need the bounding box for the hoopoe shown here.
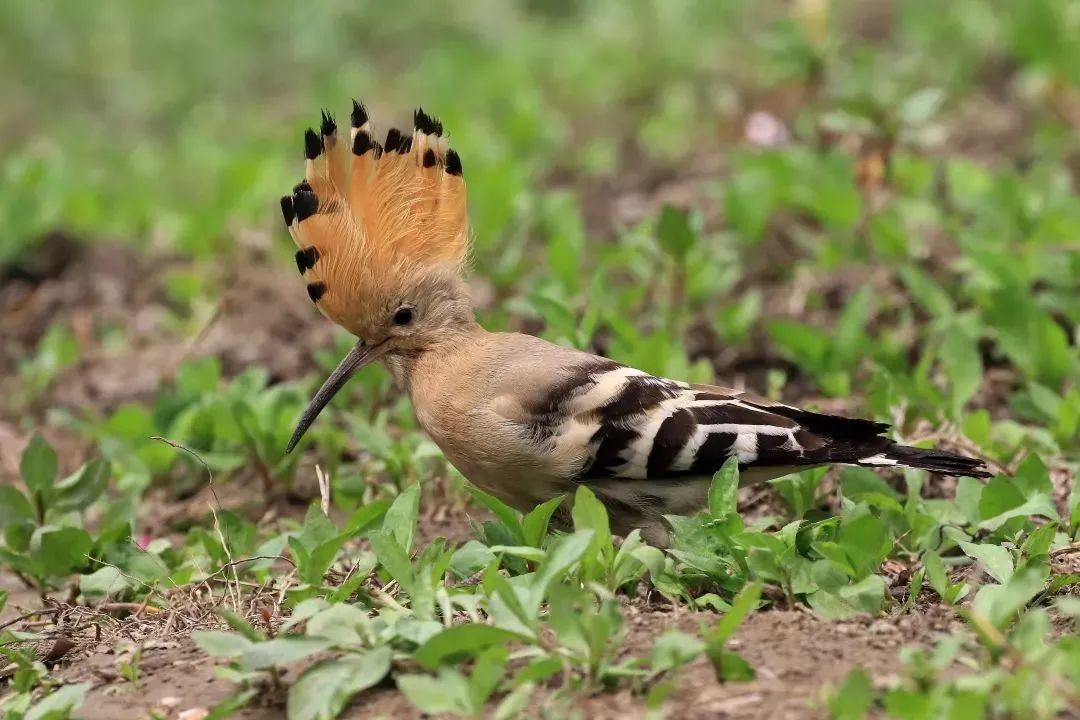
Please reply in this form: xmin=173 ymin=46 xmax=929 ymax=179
xmin=280 ymin=103 xmax=990 ymax=547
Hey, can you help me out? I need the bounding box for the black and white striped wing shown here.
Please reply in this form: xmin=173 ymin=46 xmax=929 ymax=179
xmin=544 ymin=362 xmax=894 ymax=482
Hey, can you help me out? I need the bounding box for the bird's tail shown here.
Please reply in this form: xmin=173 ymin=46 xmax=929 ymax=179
xmin=856 ymin=444 xmax=991 ymax=478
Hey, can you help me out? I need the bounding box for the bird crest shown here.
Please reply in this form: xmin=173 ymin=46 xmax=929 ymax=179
xmin=279 ymin=103 xmax=469 ymax=337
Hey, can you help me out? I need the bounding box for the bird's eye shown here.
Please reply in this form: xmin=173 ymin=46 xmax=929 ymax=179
xmin=393 ymin=307 xmax=415 ymax=326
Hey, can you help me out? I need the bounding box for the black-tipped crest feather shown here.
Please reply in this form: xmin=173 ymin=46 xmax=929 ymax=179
xmin=352 ymin=132 xmax=373 ymax=156
xmin=293 ymin=190 xmax=319 ymax=221
xmin=351 ymin=100 xmax=368 ymax=128
xmin=279 ymin=195 xmax=295 ymax=226
xmin=304 ymin=128 xmax=323 ymax=160
xmin=446 ymin=149 xmax=463 ymax=176
xmin=320 ymin=110 xmax=337 ymax=137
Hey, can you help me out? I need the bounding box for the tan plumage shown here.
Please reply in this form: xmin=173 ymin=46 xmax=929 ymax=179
xmin=282 ymin=103 xmax=990 ymax=547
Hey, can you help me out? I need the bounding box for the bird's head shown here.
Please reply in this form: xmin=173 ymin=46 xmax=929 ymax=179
xmin=280 ymin=104 xmax=471 ymax=453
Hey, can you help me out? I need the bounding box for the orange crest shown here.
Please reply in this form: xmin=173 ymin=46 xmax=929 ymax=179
xmin=280 ymin=104 xmax=469 ymax=336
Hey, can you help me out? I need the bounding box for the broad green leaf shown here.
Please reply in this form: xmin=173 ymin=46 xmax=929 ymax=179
xmin=939 ymin=325 xmax=982 ymax=417
xmin=468 ymin=645 xmax=509 ymax=709
xmin=53 ymin=459 xmax=110 ymax=513
xmin=466 ymin=486 xmax=524 ymax=545
xmin=383 ymin=483 xmax=421 ymax=552
xmin=808 ymin=574 xmax=887 ymax=618
xmin=831 ymin=285 xmax=873 ymax=367
xmin=958 ymin=541 xmax=1014 ymax=584
xmin=413 ymin=624 xmax=522 ymax=670
xmin=239 ymin=637 xmax=335 ymax=671
xmin=708 ymin=457 xmax=739 ymax=518
xmin=218 ymin=608 xmax=266 ymax=641
xmin=488 ymin=545 xmax=546 ymax=563
xmin=521 ymin=495 xmax=564 ymax=548
xmin=0 ymin=485 xmax=35 ymax=528
xmin=30 ymin=526 xmax=92 ymax=578
xmin=978 ymin=494 xmax=1058 ymax=531
xmin=449 ymin=540 xmax=496 ymax=580
xmin=344 ymin=499 xmax=391 ymax=535
xmin=79 ymin=566 xmax=131 ymax=599
xmin=369 ymin=530 xmax=415 ymax=590
xmin=1021 ymin=523 xmax=1057 ymax=559
xmin=710 ymin=649 xmax=755 ymax=682
xmin=287 ymin=648 xmax=392 ymax=720
xmin=571 ymin=486 xmax=611 ymax=540
xmin=25 ymin=682 xmax=90 ymax=720
xmin=828 ymin=669 xmax=874 ymax=720
xmin=651 ymin=631 xmax=704 ymax=673
xmin=298 ymin=535 xmax=349 ymax=585
xmin=194 ymin=631 xmax=253 ymax=658
xmin=398 ymin=670 xmax=470 ymax=715
xmin=21 ymin=434 xmax=58 ymax=506
xmin=971 ymin=566 xmax=1047 ymax=629
xmin=655 ymin=204 xmax=696 ymax=262
xmin=1012 ymin=455 xmax=1053 ymax=499
xmin=709 ymin=579 xmax=762 ymax=646
xmin=978 ymin=476 xmax=1025 ymax=521
xmin=898 ymin=87 xmax=945 ymax=126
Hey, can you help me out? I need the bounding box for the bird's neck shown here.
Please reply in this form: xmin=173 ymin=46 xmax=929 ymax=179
xmin=383 ymin=316 xmax=487 ymax=390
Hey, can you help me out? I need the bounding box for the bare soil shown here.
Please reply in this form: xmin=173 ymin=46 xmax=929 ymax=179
xmin=29 ymin=602 xmax=955 ymax=720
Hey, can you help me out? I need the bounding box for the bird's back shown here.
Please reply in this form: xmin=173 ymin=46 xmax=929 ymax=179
xmin=402 ymin=330 xmax=988 ymax=545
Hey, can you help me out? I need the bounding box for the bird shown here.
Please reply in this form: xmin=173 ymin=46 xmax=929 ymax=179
xmin=279 ymin=103 xmax=990 ymax=547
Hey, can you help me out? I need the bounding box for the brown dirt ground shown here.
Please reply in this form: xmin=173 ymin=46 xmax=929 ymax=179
xmin=22 ymin=600 xmax=957 ymax=720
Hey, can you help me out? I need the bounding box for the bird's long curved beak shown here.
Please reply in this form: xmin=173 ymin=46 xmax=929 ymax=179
xmin=286 ymin=340 xmax=380 ymax=454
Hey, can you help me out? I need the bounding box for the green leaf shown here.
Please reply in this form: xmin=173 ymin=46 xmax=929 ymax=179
xmin=0 ymin=485 xmax=35 ymax=529
xmin=25 ymin=682 xmax=91 ymax=720
xmin=521 ymin=495 xmax=564 ymax=548
xmin=525 ymin=530 xmax=594 ymax=616
xmin=650 ymin=631 xmax=705 ymax=674
xmin=21 ymin=434 xmax=58 ymax=507
xmin=710 ymin=649 xmax=755 ymax=682
xmin=828 ymin=669 xmax=874 ymax=720
xmin=343 ymin=499 xmax=391 ymax=535
xmin=808 ymin=575 xmax=887 ymax=619
xmin=655 ymin=204 xmax=696 ymax=262
xmin=466 ymin=486 xmax=524 ymax=545
xmin=971 ymin=566 xmax=1047 ymax=629
xmin=978 ymin=476 xmax=1026 ymax=521
xmin=1012 ymin=454 xmax=1053 ymax=499
xmin=413 ymin=624 xmax=521 ymax=670
xmin=959 ymin=541 xmax=1014 ymax=584
xmin=978 ymin=494 xmax=1058 ymax=531
xmin=53 ymin=459 xmax=110 ymax=513
xmin=30 ymin=526 xmax=92 ymax=578
xmin=79 ymin=566 xmax=131 ymax=599
xmin=287 ymin=648 xmax=392 ymax=720
xmin=1021 ymin=522 xmax=1057 ymax=559
xmin=448 ymin=540 xmax=496 ymax=580
xmin=239 ymin=637 xmax=335 ymax=672
xmin=939 ymin=325 xmax=982 ymax=417
xmin=709 ymin=579 xmax=762 ymax=646
xmin=383 ymin=483 xmax=421 ymax=552
xmin=217 ymin=608 xmax=266 ymax=642
xmin=708 ymin=457 xmax=740 ymax=518
xmin=898 ymin=87 xmax=945 ymax=126
xmin=398 ymin=670 xmax=470 ymax=715
xmin=194 ymin=631 xmax=254 ymax=658
xmin=369 ymin=530 xmax=415 ymax=590
xmin=831 ymin=285 xmax=873 ymax=367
